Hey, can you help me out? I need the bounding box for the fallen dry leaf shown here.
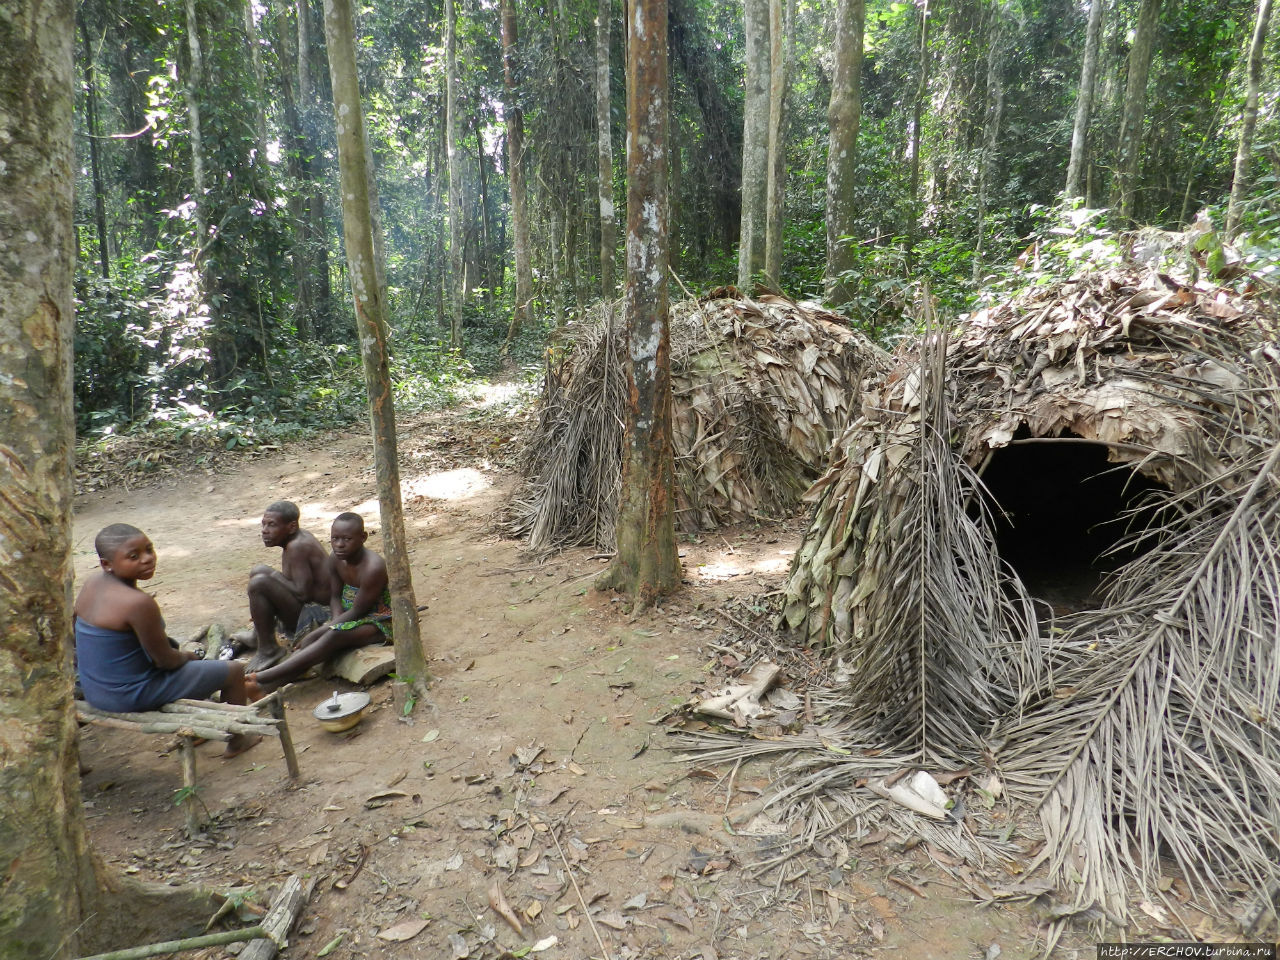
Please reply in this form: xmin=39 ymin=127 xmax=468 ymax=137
xmin=376 ymin=917 xmax=429 ymax=942
xmin=656 ymin=908 xmax=693 ymax=932
xmin=364 ymin=789 xmax=409 ymax=808
xmin=594 ymin=910 xmax=628 ymax=930
xmin=488 ymin=880 xmax=525 ymax=935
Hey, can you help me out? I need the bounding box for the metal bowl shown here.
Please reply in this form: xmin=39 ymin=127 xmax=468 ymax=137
xmin=313 ymin=690 xmax=371 ymax=733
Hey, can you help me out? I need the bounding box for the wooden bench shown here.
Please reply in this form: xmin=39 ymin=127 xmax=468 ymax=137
xmin=75 ymin=692 xmax=299 ymax=835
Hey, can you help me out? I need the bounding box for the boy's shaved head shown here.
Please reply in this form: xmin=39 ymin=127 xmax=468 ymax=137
xmin=95 ymin=523 xmax=144 ymax=559
xmin=265 ymin=501 xmax=300 ymax=524
xmin=333 ymin=512 xmax=364 ymax=531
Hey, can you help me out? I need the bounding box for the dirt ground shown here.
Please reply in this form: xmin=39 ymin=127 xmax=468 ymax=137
xmin=73 ymin=389 xmax=1084 ymax=960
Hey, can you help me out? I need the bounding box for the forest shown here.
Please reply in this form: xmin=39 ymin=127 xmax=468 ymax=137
xmin=70 ymin=0 xmax=1280 ymax=450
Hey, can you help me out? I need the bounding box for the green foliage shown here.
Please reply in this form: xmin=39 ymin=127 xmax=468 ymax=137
xmin=987 ymin=202 xmax=1123 ymax=298
xmin=390 ymin=339 xmax=476 ymax=412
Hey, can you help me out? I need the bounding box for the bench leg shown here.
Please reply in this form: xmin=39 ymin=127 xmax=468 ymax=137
xmin=267 ymin=693 xmax=300 ymax=782
xmin=179 ymin=735 xmax=200 ymax=837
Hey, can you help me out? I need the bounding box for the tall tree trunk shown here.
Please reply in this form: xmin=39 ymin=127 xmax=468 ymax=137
xmin=738 ymin=0 xmax=769 ymax=288
xmin=242 ymin=0 xmax=269 ymax=158
xmin=79 ymin=13 xmax=110 ymax=279
xmin=0 ymin=3 xmax=97 ymax=952
xmin=296 ymin=0 xmax=334 ymax=338
xmin=1112 ymin=0 xmax=1162 ymax=225
xmin=1227 ymin=0 xmax=1273 ymax=237
xmin=275 ymin=0 xmax=314 ymax=339
xmin=1064 ymin=0 xmax=1104 ymax=199
xmin=598 ymin=0 xmax=680 ymax=607
xmin=972 ymin=2 xmax=1004 ymax=283
xmin=824 ymin=0 xmax=864 ymax=307
xmin=445 ymin=0 xmax=465 ymax=351
xmin=501 ymin=0 xmax=533 ymax=351
xmin=550 ymin=200 xmax=566 ymax=327
xmin=182 ymin=0 xmax=210 ymax=255
xmin=670 ymin=116 xmax=682 ymax=274
xmin=475 ymin=129 xmax=493 ymax=308
xmin=322 ymin=0 xmax=428 ymax=700
xmin=908 ymin=0 xmax=930 ymax=248
xmin=763 ymin=0 xmax=791 ymax=288
xmin=434 ymin=105 xmax=447 ymax=331
xmin=597 ymin=0 xmax=616 ymax=297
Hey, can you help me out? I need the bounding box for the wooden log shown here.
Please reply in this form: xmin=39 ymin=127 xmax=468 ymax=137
xmin=73 ymin=924 xmax=266 ymax=960
xmin=324 ymin=645 xmax=396 ymax=685
xmin=239 ymin=875 xmax=310 ymax=960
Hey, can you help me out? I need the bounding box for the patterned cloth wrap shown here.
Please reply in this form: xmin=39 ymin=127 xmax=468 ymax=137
xmin=332 ymin=583 xmax=393 ymax=640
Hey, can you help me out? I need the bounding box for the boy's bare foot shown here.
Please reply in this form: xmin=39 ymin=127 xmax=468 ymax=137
xmin=222 ymin=734 xmax=262 ymax=759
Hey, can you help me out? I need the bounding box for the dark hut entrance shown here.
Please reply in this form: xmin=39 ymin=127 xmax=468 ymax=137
xmin=976 ymin=428 xmax=1169 ymax=614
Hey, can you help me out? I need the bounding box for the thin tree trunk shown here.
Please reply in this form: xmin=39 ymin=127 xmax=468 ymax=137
xmin=0 ymin=3 xmax=99 ymax=953
xmin=79 ymin=13 xmax=110 ymax=279
xmin=1112 ymin=0 xmax=1162 ymax=225
xmin=1227 ymin=0 xmax=1273 ymax=237
xmin=1064 ymin=0 xmax=1104 ymax=199
xmin=296 ymin=0 xmax=334 ymax=338
xmin=598 ymin=0 xmax=680 ymax=607
xmin=738 ymin=0 xmax=769 ymax=288
xmin=322 ymin=0 xmax=428 ymax=699
xmin=475 ymin=129 xmax=493 ymax=308
xmin=597 ymin=0 xmax=616 ymax=297
xmin=501 ymin=0 xmax=532 ymax=351
xmin=763 ymin=0 xmax=790 ymax=288
xmin=908 ymin=0 xmax=930 ymax=249
xmin=549 ymin=201 xmax=565 ymax=327
xmin=972 ymin=2 xmax=1004 ymax=283
xmin=445 ymin=0 xmax=464 ymax=351
xmin=434 ymin=105 xmax=447 ymax=331
xmin=182 ymin=0 xmax=209 ymax=253
xmin=824 ymin=0 xmax=864 ymax=307
xmin=670 ymin=114 xmax=682 ymax=274
xmin=242 ymin=0 xmax=269 ymax=158
xmin=274 ymin=0 xmax=314 ymax=339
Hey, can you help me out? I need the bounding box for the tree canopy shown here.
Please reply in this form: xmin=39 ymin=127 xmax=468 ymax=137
xmin=69 ymin=0 xmax=1279 ymax=443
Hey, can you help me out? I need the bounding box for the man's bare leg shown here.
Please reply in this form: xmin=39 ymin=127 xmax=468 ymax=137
xmin=246 ymin=624 xmax=382 ymax=697
xmin=247 ymin=566 xmax=303 ymax=671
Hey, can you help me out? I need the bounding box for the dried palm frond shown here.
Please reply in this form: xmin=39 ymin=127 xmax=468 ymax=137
xmin=783 ymin=323 xmax=1041 ymax=758
xmin=995 ymin=380 xmax=1280 ymax=925
xmin=508 ymin=294 xmax=889 ymax=553
xmin=686 ymin=268 xmax=1280 ymax=927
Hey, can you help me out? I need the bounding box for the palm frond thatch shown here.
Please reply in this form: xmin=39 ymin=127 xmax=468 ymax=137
xmin=748 ymin=268 xmax=1280 ymax=926
xmin=508 ymin=294 xmax=889 ymax=553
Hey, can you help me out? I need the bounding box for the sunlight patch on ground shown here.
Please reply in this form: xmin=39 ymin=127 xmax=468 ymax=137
xmin=474 ymin=379 xmax=531 ymax=409
xmin=691 ymin=550 xmax=794 ymax=581
xmin=346 ymin=468 xmax=492 ymax=516
xmin=405 ymin=467 xmax=492 ymax=501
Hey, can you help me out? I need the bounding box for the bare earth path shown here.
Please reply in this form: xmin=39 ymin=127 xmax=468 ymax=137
xmin=73 ymin=394 xmax=1060 ymax=960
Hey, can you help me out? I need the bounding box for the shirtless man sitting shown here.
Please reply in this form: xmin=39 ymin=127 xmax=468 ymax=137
xmin=238 ymin=501 xmax=332 ymax=671
xmin=246 ymin=512 xmax=392 ymax=696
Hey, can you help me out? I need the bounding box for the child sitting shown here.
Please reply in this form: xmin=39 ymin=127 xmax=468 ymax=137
xmin=246 ymin=512 xmax=392 ymax=697
xmin=75 ymin=523 xmax=259 ymax=759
